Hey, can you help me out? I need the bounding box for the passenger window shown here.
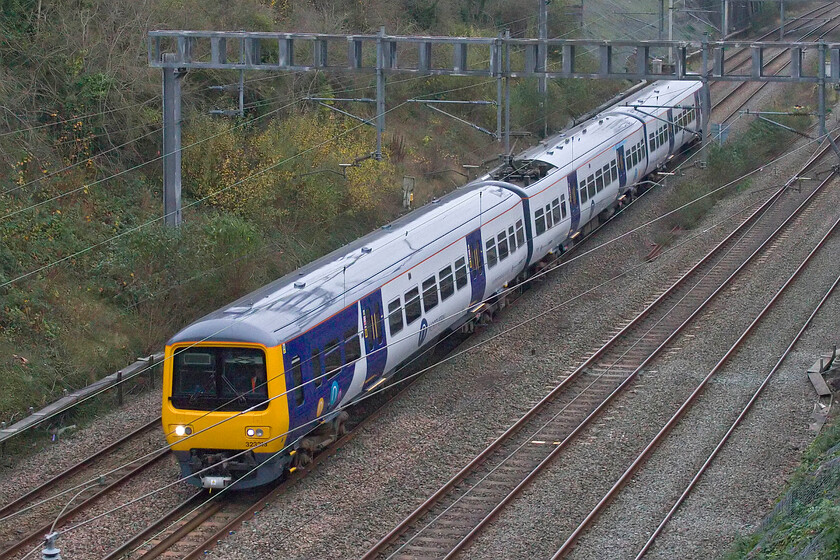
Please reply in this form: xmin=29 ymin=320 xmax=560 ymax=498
xmin=325 ymin=340 xmax=341 ymax=379
xmin=454 ymin=257 xmax=468 ymax=289
xmin=588 ymin=180 xmax=596 ymax=199
xmin=344 ymin=329 xmax=361 ymax=363
xmin=544 ymin=204 xmax=553 ymax=229
xmin=595 ymin=171 xmax=604 ymax=192
xmin=311 ymin=348 xmax=323 ymax=387
xmin=611 ymin=161 xmax=618 ymax=182
xmin=497 ymin=232 xmax=509 ymax=260
xmin=404 ymin=288 xmax=421 ymax=324
xmin=388 ymin=298 xmax=403 ymax=335
xmin=515 ymin=220 xmax=525 ymax=247
xmin=439 ymin=266 xmax=455 ymax=300
xmin=579 ymin=184 xmax=588 ymax=203
xmin=422 ymin=277 xmax=438 ymax=311
xmin=485 ymin=238 xmax=498 ymax=268
xmin=507 ymin=226 xmax=516 ymax=254
xmin=535 ymin=208 xmax=547 ymax=234
xmin=552 ymin=199 xmax=561 ymax=224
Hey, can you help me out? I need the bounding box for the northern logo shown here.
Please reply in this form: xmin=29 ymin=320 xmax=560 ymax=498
xmin=418 ymin=318 xmax=429 ymax=345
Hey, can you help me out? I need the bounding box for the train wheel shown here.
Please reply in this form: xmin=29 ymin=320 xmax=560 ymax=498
xmin=293 ymin=448 xmax=312 ymax=469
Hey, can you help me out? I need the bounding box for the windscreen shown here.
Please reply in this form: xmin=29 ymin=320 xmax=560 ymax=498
xmin=171 ymin=347 xmax=269 ymax=411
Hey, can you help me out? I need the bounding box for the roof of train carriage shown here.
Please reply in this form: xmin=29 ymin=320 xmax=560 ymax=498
xmin=168 ymin=181 xmax=521 ymax=347
xmin=504 ymin=80 xmax=701 ymax=180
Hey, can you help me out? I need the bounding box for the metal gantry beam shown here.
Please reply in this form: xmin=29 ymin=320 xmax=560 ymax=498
xmin=149 ymin=32 xmax=840 ymax=83
xmin=150 ymin=30 xmax=840 ymax=226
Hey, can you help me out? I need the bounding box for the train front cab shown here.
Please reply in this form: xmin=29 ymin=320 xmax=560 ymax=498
xmin=162 ymin=341 xmax=290 ymax=490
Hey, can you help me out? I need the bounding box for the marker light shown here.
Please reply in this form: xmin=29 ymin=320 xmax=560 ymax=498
xmin=246 ymin=428 xmax=256 ymax=437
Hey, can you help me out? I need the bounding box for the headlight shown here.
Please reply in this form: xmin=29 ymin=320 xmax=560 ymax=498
xmin=174 ymin=425 xmax=192 ymax=437
xmin=245 ymin=426 xmax=269 ymax=438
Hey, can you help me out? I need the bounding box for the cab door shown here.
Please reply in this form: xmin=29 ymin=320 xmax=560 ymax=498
xmin=466 ymin=229 xmax=486 ymax=306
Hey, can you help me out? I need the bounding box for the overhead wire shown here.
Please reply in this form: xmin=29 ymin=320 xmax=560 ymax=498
xmin=8 ymin=120 xmax=835 ymax=531
xmin=44 ymin=168 xmax=815 ymax=546
xmin=0 ymin=97 xmax=161 ymax=139
xmin=14 ymin=11 xmax=835 ymax=546
xmin=4 ymin=75 xmax=829 ymax=449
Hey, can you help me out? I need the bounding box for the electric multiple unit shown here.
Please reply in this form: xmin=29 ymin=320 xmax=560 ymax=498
xmin=162 ymin=80 xmax=703 ymax=489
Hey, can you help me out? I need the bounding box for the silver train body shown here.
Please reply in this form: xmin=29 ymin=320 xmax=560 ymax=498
xmin=164 ymin=80 xmax=702 ymax=489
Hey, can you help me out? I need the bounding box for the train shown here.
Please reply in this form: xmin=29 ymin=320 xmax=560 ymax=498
xmin=162 ymin=79 xmax=703 ymax=489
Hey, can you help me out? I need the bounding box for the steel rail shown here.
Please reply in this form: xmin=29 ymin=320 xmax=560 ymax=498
xmin=440 ymin=162 xmax=839 ymax=560
xmin=634 ymin=255 xmax=840 ymax=559
xmin=553 ymin=171 xmax=840 ymax=559
xmin=709 ymin=1 xmax=839 ymax=82
xmin=710 ymin=2 xmax=837 ymax=83
xmin=101 ymin=491 xmax=205 ymax=560
xmin=361 ymin=133 xmax=840 ymax=560
xmin=0 ymin=448 xmax=170 ymax=560
xmin=109 ymin=363 xmax=426 ymax=560
xmin=0 ymin=416 xmax=160 ymax=520
xmin=712 ymin=12 xmax=840 ymax=118
xmin=362 ymin=187 xmax=779 ymax=559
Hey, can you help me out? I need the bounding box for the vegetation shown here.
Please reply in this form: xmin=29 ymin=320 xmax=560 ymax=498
xmin=724 ymin=418 xmax=840 ymax=559
xmin=661 ymin=96 xmax=812 ymax=234
xmin=0 ymin=0 xmax=624 ymax=424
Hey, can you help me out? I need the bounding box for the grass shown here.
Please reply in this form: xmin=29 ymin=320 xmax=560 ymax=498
xmin=723 ymin=418 xmax=840 ymax=559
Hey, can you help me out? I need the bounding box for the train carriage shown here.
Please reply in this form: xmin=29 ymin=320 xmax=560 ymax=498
xmin=162 ymin=80 xmax=703 ymax=489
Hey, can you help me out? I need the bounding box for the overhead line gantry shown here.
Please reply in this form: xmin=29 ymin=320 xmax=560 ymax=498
xmin=149 ymin=30 xmax=840 ymax=226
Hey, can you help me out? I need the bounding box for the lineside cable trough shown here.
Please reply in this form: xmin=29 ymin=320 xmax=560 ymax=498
xmin=0 ymin=352 xmax=164 ymax=449
xmin=807 ymin=345 xmax=837 ymax=433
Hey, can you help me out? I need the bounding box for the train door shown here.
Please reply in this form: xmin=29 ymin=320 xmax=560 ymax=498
xmin=360 ymin=291 xmax=387 ymax=389
xmin=616 ymin=146 xmax=627 ymax=189
xmin=466 ymin=229 xmax=486 ymax=306
xmin=667 ymin=108 xmax=675 ymax=153
xmin=568 ymin=170 xmax=581 ymax=232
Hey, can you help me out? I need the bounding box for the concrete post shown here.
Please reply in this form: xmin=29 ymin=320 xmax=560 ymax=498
xmin=238 ymin=70 xmax=245 ymax=118
xmin=668 ymin=0 xmax=674 ymax=64
xmin=538 ymin=0 xmax=548 ymax=137
xmin=375 ymin=26 xmax=386 ymax=160
xmin=721 ymin=0 xmax=728 ymax=38
xmin=162 ymin=53 xmax=183 ymax=227
xmin=497 ymin=33 xmax=503 ymax=143
xmin=504 ymin=30 xmax=511 ymax=161
xmin=780 ymin=0 xmax=785 ymax=40
xmin=700 ymin=35 xmax=712 ymax=164
xmin=819 ymin=42 xmax=827 ymax=138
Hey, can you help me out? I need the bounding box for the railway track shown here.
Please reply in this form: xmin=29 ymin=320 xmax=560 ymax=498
xmin=555 ymin=170 xmax=840 ymax=559
xmin=101 ymin=356 xmax=448 ymax=560
xmin=709 ymin=1 xmax=838 ymax=97
xmin=712 ymin=10 xmax=840 ymax=124
xmin=360 ymin=134 xmax=840 ymax=560
xmin=0 ymin=418 xmax=165 ymax=560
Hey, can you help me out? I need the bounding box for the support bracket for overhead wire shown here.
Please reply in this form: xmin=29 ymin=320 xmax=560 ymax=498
xmin=410 ymin=100 xmax=497 ymax=138
xmin=753 ymin=115 xmax=813 ymax=140
xmin=307 ymin=97 xmax=377 ymax=127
